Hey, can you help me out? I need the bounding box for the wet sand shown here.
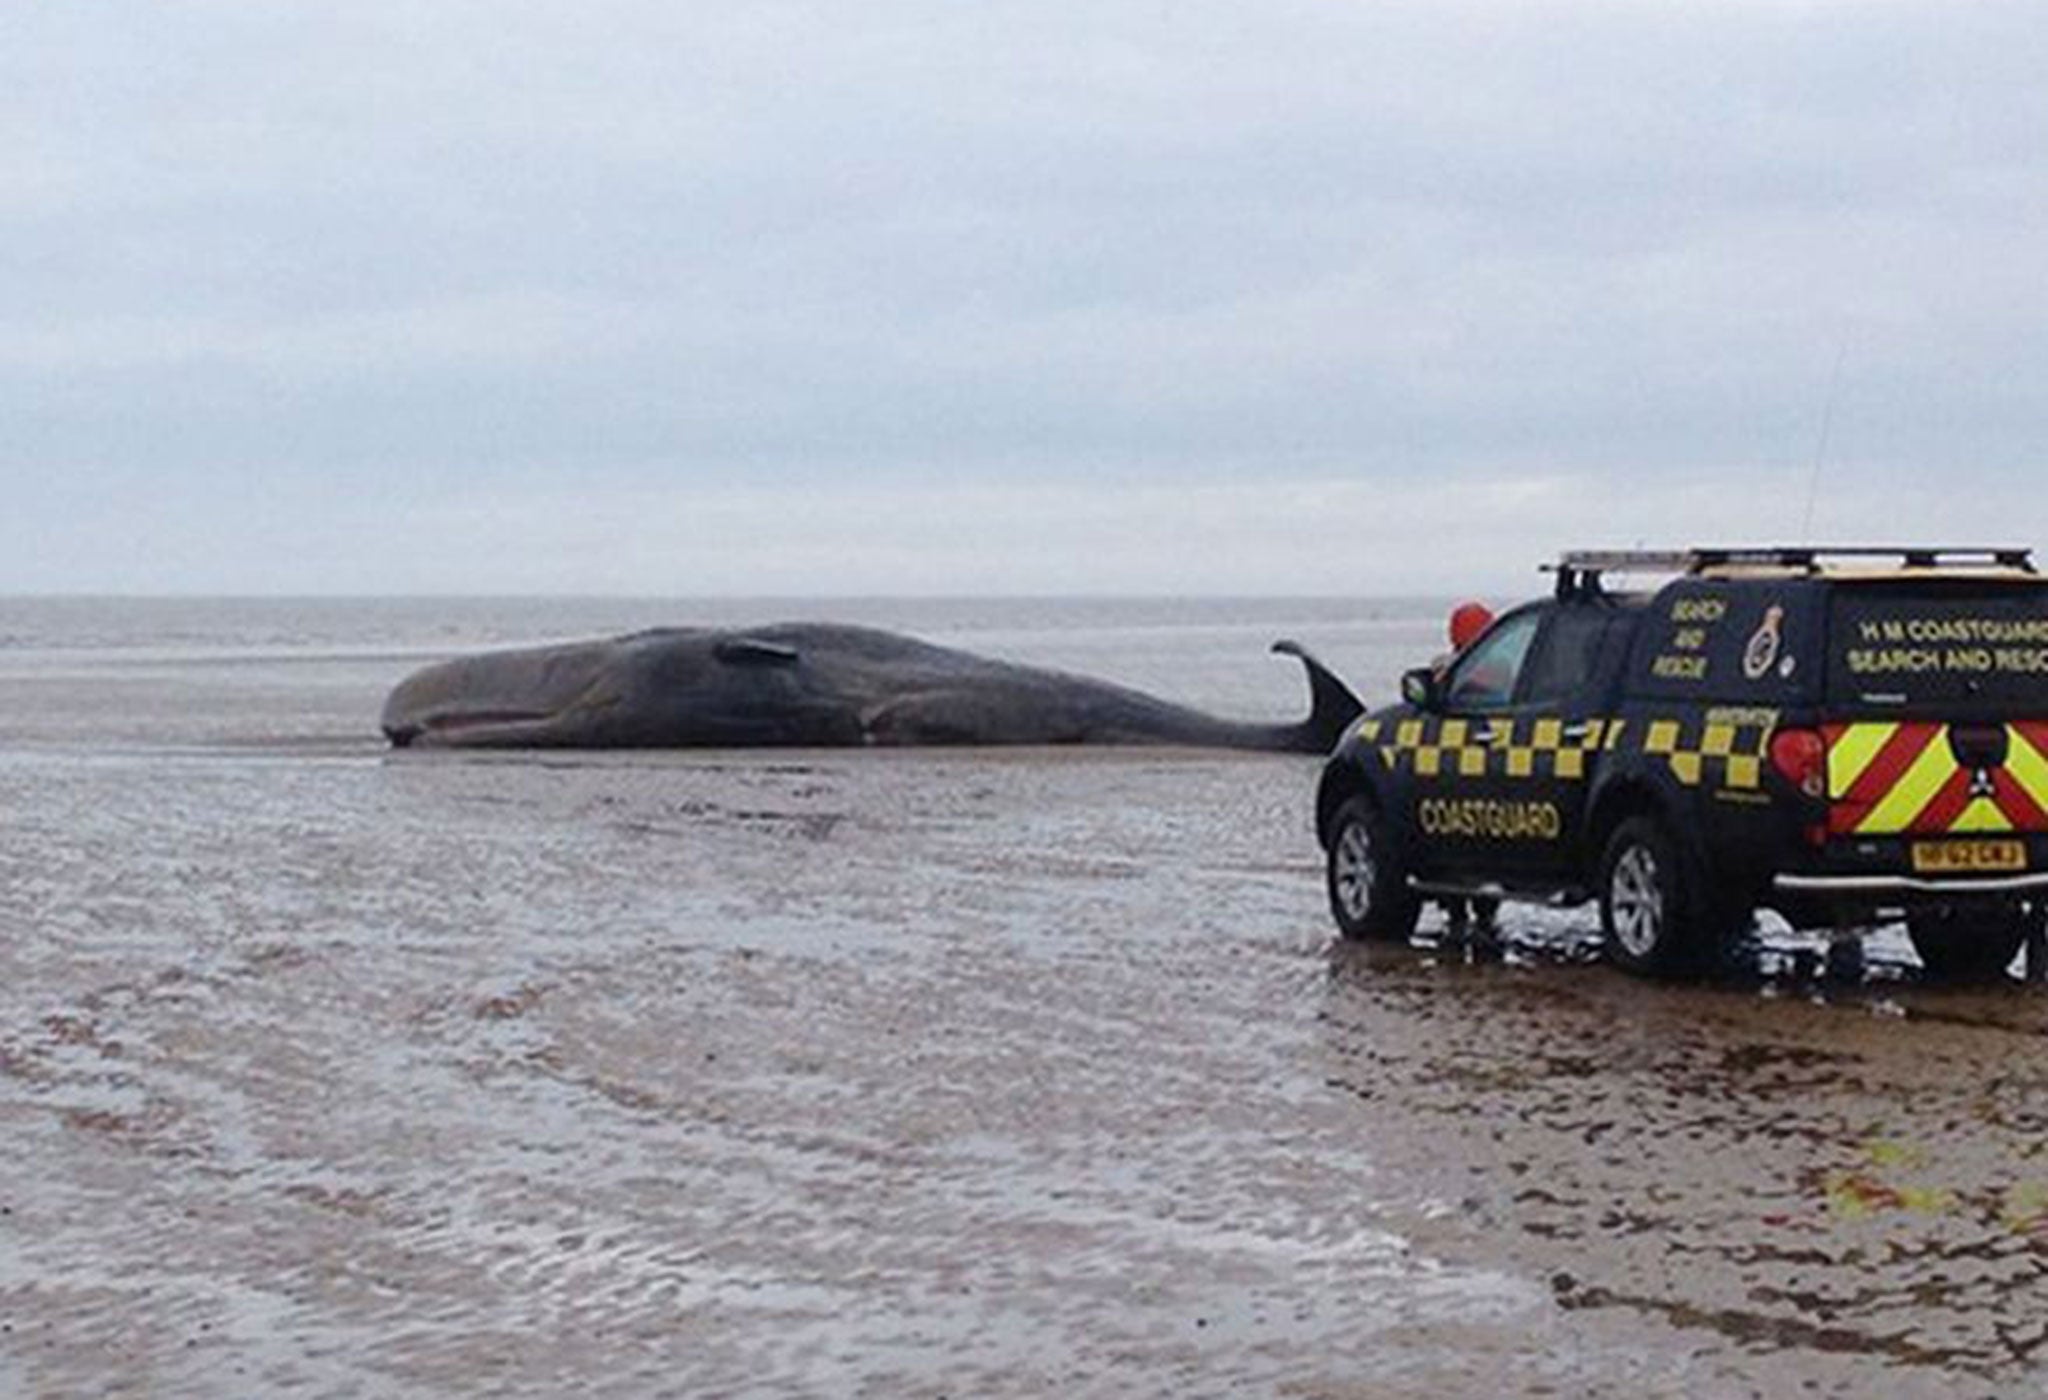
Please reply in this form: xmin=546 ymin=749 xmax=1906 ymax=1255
xmin=4 ymin=742 xmax=2047 ymax=1396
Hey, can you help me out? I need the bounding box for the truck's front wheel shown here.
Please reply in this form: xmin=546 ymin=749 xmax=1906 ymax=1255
xmin=1326 ymin=796 xmax=1420 ymax=943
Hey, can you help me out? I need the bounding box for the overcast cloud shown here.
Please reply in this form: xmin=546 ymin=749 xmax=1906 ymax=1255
xmin=5 ymin=0 xmax=2045 ymax=594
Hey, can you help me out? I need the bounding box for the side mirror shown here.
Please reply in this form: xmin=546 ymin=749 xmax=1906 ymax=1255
xmin=1400 ymin=666 xmax=1441 ymax=710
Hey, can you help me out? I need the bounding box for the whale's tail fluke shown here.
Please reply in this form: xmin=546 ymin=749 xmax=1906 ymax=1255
xmin=1270 ymin=640 xmax=1365 ymax=753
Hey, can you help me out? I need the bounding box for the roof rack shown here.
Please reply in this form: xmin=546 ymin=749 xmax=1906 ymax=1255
xmin=1543 ymin=550 xmax=1696 ymax=599
xmin=1545 ymin=547 xmax=2036 ymax=599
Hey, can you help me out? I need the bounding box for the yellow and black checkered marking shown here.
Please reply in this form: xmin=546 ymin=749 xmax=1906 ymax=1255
xmin=1636 ymin=712 xmax=1774 ymax=790
xmin=1355 ymin=715 xmax=1626 ymax=782
xmin=1356 ymin=710 xmax=1777 ymax=792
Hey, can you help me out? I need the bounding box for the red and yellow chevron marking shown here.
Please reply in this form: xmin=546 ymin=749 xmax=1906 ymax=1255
xmin=1824 ymin=721 xmax=2048 ymax=836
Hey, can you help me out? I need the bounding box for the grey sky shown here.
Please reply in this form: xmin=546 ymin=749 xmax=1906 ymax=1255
xmin=6 ymin=1 xmax=2046 ymax=594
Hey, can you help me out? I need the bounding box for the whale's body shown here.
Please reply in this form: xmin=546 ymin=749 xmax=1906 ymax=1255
xmin=381 ymin=623 xmax=1361 ymax=753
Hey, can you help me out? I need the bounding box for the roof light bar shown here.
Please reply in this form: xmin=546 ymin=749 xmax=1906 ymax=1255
xmin=1551 ymin=546 xmax=2035 ymax=578
xmin=1691 ymin=546 xmax=2033 ymax=570
xmin=1541 ymin=545 xmax=2037 ymax=599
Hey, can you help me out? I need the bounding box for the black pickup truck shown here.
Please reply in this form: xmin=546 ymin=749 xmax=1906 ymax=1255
xmin=1316 ymin=547 xmax=2048 ymax=978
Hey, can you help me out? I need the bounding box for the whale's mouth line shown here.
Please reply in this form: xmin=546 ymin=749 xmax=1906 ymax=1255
xmin=385 ymin=707 xmax=566 ymax=749
xmin=420 ymin=708 xmax=561 ymax=735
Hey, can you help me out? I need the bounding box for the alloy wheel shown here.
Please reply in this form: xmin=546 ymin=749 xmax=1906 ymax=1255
xmin=1610 ymin=843 xmax=1664 ymax=960
xmin=1333 ymin=820 xmax=1377 ymax=923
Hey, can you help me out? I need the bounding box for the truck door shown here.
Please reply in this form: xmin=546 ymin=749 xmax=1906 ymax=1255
xmin=1416 ymin=605 xmax=1548 ymax=880
xmin=1426 ymin=602 xmax=1620 ymax=884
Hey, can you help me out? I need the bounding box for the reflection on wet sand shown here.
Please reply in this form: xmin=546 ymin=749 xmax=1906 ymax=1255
xmin=1323 ymin=918 xmax=2048 ymax=1386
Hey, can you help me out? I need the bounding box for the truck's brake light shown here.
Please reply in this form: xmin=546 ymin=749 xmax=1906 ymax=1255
xmin=1768 ymin=727 xmax=1828 ymax=801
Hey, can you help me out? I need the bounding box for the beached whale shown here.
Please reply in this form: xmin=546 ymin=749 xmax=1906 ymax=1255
xmin=381 ymin=623 xmax=1361 ymax=752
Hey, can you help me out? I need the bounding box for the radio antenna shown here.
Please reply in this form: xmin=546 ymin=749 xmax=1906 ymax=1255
xmin=1800 ymin=335 xmax=1850 ymax=540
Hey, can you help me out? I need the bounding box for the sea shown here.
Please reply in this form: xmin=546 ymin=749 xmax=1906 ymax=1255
xmin=0 ymin=595 xmax=1445 ymax=753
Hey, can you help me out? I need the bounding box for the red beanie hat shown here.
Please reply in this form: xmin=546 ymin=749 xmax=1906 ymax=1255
xmin=1449 ymin=601 xmax=1494 ymax=652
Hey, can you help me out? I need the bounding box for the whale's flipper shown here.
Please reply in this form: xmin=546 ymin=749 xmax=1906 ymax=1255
xmin=1271 ymin=640 xmax=1364 ymax=753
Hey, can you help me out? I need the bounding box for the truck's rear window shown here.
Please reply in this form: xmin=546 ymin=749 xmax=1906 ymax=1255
xmin=1829 ymin=584 xmax=2048 ymax=708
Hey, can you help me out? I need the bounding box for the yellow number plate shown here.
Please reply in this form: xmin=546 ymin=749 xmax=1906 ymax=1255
xmin=1911 ymin=840 xmax=2027 ymax=874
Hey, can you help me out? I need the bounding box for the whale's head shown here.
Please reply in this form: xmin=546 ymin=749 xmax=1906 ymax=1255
xmin=379 ymin=635 xmax=626 ymax=747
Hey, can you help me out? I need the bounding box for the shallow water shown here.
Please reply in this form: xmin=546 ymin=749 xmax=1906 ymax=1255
xmin=3 ymin=599 xmax=2047 ymax=1396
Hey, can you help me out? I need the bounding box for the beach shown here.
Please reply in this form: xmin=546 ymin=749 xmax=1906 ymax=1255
xmin=3 ymin=598 xmax=2046 ymax=1396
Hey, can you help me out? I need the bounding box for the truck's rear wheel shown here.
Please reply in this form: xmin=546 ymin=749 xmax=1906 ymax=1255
xmin=1598 ymin=816 xmax=1732 ymax=976
xmin=1906 ymin=904 xmax=2027 ymax=982
xmin=1325 ymin=796 xmax=1420 ymax=943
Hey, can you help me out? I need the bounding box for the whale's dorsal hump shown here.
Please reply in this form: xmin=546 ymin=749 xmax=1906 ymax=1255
xmin=714 ymin=636 xmax=801 ymax=668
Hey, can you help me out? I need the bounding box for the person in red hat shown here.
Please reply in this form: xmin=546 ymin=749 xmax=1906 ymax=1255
xmin=1433 ymin=600 xmax=1496 ymax=677
xmin=1435 ymin=599 xmax=1500 ymax=945
xmin=1448 ymin=600 xmax=1494 ymax=654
